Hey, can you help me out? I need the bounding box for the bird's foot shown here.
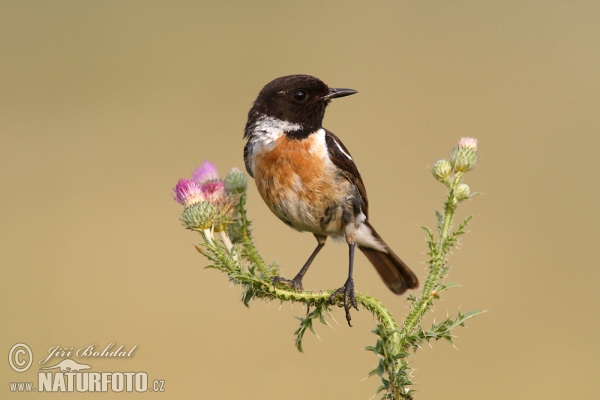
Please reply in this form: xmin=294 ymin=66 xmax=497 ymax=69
xmin=329 ymin=278 xmax=358 ymax=327
xmin=271 ymin=276 xmax=304 ymax=291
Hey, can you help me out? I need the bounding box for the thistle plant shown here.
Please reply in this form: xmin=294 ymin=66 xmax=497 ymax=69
xmin=173 ymin=139 xmax=482 ymax=399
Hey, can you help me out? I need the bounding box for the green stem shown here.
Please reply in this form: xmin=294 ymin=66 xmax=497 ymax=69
xmin=237 ymin=272 xmax=399 ymax=328
xmin=236 ymin=193 xmax=268 ymax=273
xmin=399 ymin=172 xmax=462 ymax=341
xmin=360 ymin=295 xmax=399 ymax=334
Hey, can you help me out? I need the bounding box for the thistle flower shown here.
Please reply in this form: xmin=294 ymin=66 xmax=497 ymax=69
xmin=174 ymin=161 xmax=240 ymax=233
xmin=212 ymin=197 xmax=237 ymax=232
xmin=225 ymin=168 xmax=248 ymax=194
xmin=458 ymin=137 xmax=477 ymax=150
xmin=455 ymin=183 xmax=470 ymax=201
xmin=201 ymin=181 xmax=226 ymax=203
xmin=173 ymin=179 xmax=205 ymax=207
xmin=192 ymin=160 xmax=220 ymax=185
xmin=181 ymin=201 xmax=219 ymax=231
xmin=431 ymin=159 xmax=452 ymax=183
xmin=201 ymin=180 xmax=236 ymax=232
xmin=450 ymin=137 xmax=478 ymax=172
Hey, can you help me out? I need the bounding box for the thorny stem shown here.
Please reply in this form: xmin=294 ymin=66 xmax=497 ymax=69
xmin=400 ymin=171 xmax=463 ymax=342
xmin=235 ymin=193 xmax=268 ymax=273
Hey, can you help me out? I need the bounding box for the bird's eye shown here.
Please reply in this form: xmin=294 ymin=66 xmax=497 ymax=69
xmin=292 ymin=90 xmax=308 ymax=102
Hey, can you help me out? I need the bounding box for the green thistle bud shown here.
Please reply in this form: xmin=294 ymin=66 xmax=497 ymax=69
xmin=181 ymin=202 xmax=218 ymax=231
xmin=431 ymin=159 xmax=452 ymax=183
xmin=450 ymin=137 xmax=478 ymax=172
xmin=225 ymin=168 xmax=248 ymax=194
xmin=455 ymin=183 xmax=470 ymax=201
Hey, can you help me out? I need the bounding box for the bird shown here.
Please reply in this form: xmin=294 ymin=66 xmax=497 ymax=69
xmin=243 ymin=74 xmax=419 ymax=326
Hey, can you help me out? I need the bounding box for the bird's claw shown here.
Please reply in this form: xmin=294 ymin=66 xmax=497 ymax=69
xmin=329 ymin=278 xmax=358 ymax=327
xmin=271 ymin=276 xmax=304 ymax=291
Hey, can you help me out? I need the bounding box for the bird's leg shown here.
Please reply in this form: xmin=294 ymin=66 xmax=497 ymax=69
xmin=329 ymin=241 xmax=358 ymax=327
xmin=272 ymin=234 xmax=327 ymax=291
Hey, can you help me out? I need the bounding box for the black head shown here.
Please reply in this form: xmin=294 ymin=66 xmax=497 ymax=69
xmin=244 ymin=74 xmax=357 ymax=139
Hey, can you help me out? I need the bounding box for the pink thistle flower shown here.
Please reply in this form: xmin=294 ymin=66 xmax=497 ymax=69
xmin=192 ymin=160 xmax=220 ymax=185
xmin=201 ymin=181 xmax=226 ymax=203
xmin=450 ymin=137 xmax=479 ymax=172
xmin=173 ymin=179 xmax=205 ymax=207
xmin=458 ymin=137 xmax=477 ymax=150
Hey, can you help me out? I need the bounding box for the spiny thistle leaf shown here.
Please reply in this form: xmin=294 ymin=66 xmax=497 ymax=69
xmin=293 ymin=302 xmax=331 ymax=353
xmin=242 ymin=287 xmax=254 ymax=307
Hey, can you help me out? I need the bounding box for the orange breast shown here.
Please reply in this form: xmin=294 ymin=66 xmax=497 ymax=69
xmin=254 ymin=135 xmax=325 ymax=199
xmin=252 ymin=133 xmax=351 ymax=234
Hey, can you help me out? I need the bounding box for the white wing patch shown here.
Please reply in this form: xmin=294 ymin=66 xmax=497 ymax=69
xmin=332 ymin=136 xmax=353 ymax=161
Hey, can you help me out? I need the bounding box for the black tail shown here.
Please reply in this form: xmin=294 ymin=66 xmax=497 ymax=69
xmin=359 ymin=222 xmax=419 ymax=295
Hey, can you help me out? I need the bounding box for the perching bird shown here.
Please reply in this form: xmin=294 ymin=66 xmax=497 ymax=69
xmin=243 ymin=75 xmax=418 ymax=325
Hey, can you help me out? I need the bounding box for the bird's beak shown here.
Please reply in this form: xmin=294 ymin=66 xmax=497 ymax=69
xmin=321 ymin=87 xmax=358 ymax=101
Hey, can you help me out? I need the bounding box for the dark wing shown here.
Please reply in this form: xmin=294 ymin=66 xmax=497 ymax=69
xmin=324 ymin=129 xmax=369 ymax=218
xmin=243 ymin=140 xmax=254 ymax=178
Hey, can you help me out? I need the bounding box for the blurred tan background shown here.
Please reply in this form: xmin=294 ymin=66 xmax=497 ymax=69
xmin=2 ymin=1 xmax=599 ymax=399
